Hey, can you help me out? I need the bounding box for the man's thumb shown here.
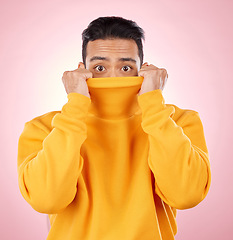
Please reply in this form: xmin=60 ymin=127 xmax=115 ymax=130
xmin=78 ymin=62 xmax=85 ymax=69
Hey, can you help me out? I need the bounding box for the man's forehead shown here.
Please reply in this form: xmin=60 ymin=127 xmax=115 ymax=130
xmin=86 ymin=39 xmax=139 ymax=62
xmin=89 ymin=56 xmax=137 ymax=63
xmin=87 ymin=39 xmax=137 ymax=52
xmin=87 ymin=38 xmax=137 ymax=47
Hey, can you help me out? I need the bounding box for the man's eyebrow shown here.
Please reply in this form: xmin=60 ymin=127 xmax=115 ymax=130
xmin=89 ymin=56 xmax=137 ymax=63
xmin=90 ymin=56 xmax=110 ymax=62
xmin=118 ymin=57 xmax=137 ymax=63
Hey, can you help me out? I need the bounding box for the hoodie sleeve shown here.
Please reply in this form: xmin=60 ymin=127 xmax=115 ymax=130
xmin=17 ymin=93 xmax=91 ymax=214
xmin=137 ymin=89 xmax=211 ymax=210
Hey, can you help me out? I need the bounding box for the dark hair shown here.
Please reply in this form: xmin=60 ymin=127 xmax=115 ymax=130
xmin=81 ymin=16 xmax=145 ymax=68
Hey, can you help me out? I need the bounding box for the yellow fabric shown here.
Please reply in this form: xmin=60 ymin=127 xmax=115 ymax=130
xmin=17 ymin=76 xmax=211 ymax=240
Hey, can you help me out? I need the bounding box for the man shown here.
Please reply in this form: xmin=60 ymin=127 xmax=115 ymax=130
xmin=17 ymin=16 xmax=211 ymax=240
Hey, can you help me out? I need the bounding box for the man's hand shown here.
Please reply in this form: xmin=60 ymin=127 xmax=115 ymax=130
xmin=137 ymin=62 xmax=168 ymax=96
xmin=62 ymin=62 xmax=92 ymax=98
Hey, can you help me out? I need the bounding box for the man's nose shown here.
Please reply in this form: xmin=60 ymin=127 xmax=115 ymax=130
xmin=107 ymin=70 xmax=119 ymax=78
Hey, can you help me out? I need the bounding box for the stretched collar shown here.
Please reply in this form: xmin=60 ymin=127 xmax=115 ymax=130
xmin=86 ymin=76 xmax=143 ymax=120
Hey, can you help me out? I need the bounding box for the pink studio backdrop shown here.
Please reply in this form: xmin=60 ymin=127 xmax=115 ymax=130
xmin=1 ymin=0 xmax=232 ymax=239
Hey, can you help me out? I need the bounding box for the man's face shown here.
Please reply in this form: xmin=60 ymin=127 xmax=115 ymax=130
xmin=85 ymin=38 xmax=141 ymax=78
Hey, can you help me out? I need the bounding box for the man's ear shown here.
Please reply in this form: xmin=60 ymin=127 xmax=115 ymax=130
xmin=78 ymin=62 xmax=85 ymax=69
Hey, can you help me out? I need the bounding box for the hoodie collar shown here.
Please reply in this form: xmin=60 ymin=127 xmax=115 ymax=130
xmin=86 ymin=76 xmax=143 ymax=120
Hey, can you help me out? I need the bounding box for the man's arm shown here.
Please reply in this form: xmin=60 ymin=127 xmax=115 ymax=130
xmin=17 ymin=63 xmax=93 ymax=214
xmin=17 ymin=93 xmax=91 ymax=214
xmin=137 ymin=89 xmax=211 ymax=210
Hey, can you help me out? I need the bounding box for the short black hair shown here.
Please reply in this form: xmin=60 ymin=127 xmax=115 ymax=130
xmin=81 ymin=16 xmax=145 ymax=68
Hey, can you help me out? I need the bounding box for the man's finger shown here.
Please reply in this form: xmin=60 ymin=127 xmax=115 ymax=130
xmin=142 ymin=62 xmax=149 ymax=67
xmin=78 ymin=62 xmax=85 ymax=69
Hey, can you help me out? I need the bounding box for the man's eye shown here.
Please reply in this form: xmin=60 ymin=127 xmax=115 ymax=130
xmin=94 ymin=65 xmax=105 ymax=72
xmin=121 ymin=65 xmax=132 ymax=72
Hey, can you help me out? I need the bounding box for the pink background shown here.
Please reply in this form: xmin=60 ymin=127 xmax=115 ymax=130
xmin=1 ymin=0 xmax=232 ymax=239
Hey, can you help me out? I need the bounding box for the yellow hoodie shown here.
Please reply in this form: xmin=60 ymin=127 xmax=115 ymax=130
xmin=17 ymin=76 xmax=211 ymax=240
